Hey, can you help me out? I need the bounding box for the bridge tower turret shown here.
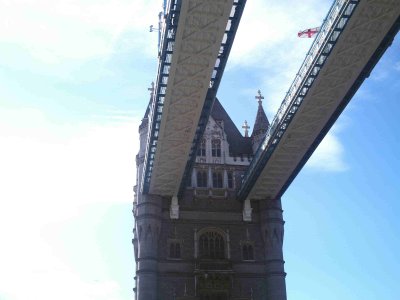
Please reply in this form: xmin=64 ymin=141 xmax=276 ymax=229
xmin=134 ymin=98 xmax=288 ymax=299
xmin=133 ymin=84 xmax=162 ymax=300
xmin=251 ymin=90 xmax=270 ymax=153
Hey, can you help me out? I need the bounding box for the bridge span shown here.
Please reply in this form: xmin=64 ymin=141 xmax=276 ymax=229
xmin=141 ymin=0 xmax=246 ymax=197
xmin=141 ymin=0 xmax=400 ymax=202
xmin=238 ymin=0 xmax=400 ymax=201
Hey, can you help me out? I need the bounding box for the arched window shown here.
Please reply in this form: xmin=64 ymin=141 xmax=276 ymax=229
xmin=169 ymin=241 xmax=181 ymax=259
xmin=199 ymin=231 xmax=225 ymax=259
xmin=197 ymin=171 xmax=208 ymax=188
xmin=211 ymin=139 xmax=221 ymax=157
xmin=242 ymin=243 xmax=254 ymax=261
xmin=212 ymin=172 xmax=223 ymax=188
xmin=197 ymin=139 xmax=206 ymax=157
xmin=227 ymin=172 xmax=234 ymax=189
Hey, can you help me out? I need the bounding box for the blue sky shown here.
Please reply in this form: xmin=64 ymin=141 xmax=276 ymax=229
xmin=0 ymin=0 xmax=399 ymax=299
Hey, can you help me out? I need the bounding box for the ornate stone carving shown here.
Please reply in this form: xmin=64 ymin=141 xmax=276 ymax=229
xmin=170 ymin=196 xmax=180 ymax=219
xmin=242 ymin=198 xmax=252 ymax=222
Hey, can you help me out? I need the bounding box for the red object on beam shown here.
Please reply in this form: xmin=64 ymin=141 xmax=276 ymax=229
xmin=298 ymin=27 xmax=320 ymax=38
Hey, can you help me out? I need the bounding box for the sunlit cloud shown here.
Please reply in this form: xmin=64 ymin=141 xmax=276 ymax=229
xmin=305 ymin=127 xmax=348 ymax=172
xmin=0 ymin=0 xmax=160 ymax=63
xmin=231 ymin=0 xmax=332 ymax=114
xmin=0 ymin=107 xmax=140 ymax=299
xmin=227 ymin=0 xmax=347 ymax=173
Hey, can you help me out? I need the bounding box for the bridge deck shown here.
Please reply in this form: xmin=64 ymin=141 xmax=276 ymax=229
xmin=142 ymin=0 xmax=247 ymax=196
xmin=238 ymin=0 xmax=400 ymax=201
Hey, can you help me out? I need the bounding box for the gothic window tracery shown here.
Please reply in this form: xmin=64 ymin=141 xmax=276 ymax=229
xmin=198 ymin=139 xmax=206 ymax=157
xmin=168 ymin=240 xmax=182 ymax=259
xmin=242 ymin=243 xmax=254 ymax=261
xmin=212 ymin=172 xmax=223 ymax=188
xmin=197 ymin=171 xmax=208 ymax=188
xmin=199 ymin=231 xmax=225 ymax=259
xmin=211 ymin=139 xmax=221 ymax=157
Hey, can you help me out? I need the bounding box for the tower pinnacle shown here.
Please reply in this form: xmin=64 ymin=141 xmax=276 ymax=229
xmin=242 ymin=120 xmax=250 ymax=137
xmin=251 ymin=90 xmax=270 ymax=153
xmin=255 ymin=89 xmax=264 ymax=105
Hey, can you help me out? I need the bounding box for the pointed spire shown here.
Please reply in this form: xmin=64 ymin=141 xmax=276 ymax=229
xmin=252 ymin=90 xmax=269 ymax=137
xmin=251 ymin=90 xmax=270 ymax=153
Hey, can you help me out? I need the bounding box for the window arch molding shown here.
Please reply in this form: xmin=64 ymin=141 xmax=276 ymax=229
xmin=197 ymin=227 xmax=227 ymax=260
xmin=211 ymin=138 xmax=221 ymax=157
xmin=168 ymin=239 xmax=182 ymax=259
xmin=197 ymin=138 xmax=206 ymax=157
xmin=241 ymin=241 xmax=255 ymax=261
xmin=197 ymin=170 xmax=208 ymax=188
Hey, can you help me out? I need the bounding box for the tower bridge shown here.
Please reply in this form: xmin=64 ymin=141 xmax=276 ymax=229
xmin=133 ymin=1 xmax=400 ymax=299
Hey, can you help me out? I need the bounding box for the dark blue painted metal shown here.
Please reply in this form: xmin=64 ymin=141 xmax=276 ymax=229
xmin=141 ymin=0 xmax=181 ymax=194
xmin=275 ymin=14 xmax=400 ymax=200
xmin=142 ymin=0 xmax=248 ymax=195
xmin=237 ymin=0 xmax=360 ymax=201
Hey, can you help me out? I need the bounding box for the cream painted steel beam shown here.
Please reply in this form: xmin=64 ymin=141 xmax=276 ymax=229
xmin=149 ymin=0 xmax=234 ymax=196
xmin=246 ymin=0 xmax=400 ymax=200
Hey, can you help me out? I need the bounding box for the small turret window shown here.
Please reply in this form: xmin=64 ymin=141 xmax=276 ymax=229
xmin=211 ymin=139 xmax=221 ymax=157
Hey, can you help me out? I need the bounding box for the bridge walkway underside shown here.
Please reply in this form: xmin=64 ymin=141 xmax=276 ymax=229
xmin=239 ymin=0 xmax=400 ymax=201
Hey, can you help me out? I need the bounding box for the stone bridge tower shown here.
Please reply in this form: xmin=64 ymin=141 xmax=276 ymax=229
xmin=133 ymin=95 xmax=287 ymax=300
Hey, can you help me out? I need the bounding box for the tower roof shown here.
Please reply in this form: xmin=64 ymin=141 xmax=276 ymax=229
xmin=211 ymin=98 xmax=253 ymax=156
xmin=251 ymin=90 xmax=270 ymax=137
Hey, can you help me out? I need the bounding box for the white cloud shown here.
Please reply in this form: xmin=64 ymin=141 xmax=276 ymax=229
xmin=0 ymin=0 xmax=160 ymax=63
xmin=0 ymin=255 xmax=123 ymax=300
xmin=306 ymin=129 xmax=348 ymax=172
xmin=0 ymin=107 xmax=140 ymax=299
xmin=0 ymin=106 xmax=140 ymax=217
xmin=227 ymin=0 xmax=348 ymax=173
xmin=230 ymin=0 xmax=331 ymax=114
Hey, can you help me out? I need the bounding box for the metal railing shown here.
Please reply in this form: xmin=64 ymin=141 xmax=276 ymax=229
xmin=141 ymin=0 xmax=248 ymax=195
xmin=237 ymin=0 xmax=359 ymax=200
xmin=141 ymin=0 xmax=181 ymax=194
xmin=177 ymin=0 xmax=248 ymax=197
